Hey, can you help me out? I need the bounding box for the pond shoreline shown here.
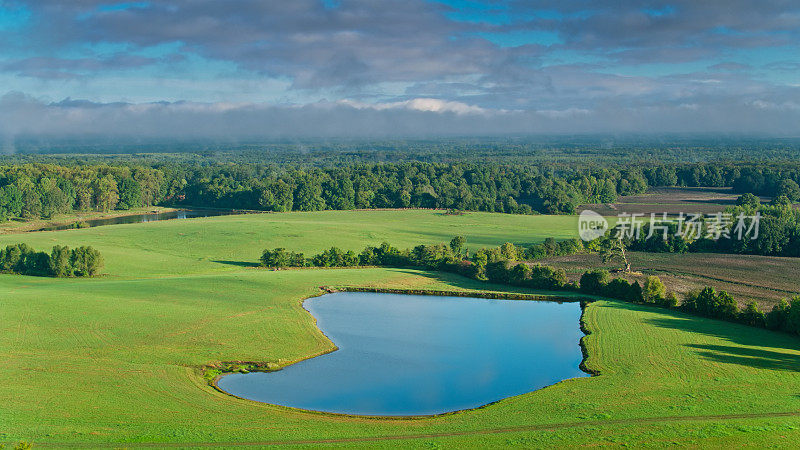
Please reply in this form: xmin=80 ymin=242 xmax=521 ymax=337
xmin=205 ymin=286 xmax=598 ymax=419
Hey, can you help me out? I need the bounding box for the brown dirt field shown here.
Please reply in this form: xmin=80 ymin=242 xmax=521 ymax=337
xmin=539 ymin=251 xmax=800 ymax=309
xmin=579 ymin=187 xmax=771 ymax=216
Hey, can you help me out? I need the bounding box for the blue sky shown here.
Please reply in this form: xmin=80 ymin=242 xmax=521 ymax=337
xmin=1 ymin=0 xmax=799 ymax=137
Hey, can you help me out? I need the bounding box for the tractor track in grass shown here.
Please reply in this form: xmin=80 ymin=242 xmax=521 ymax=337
xmin=28 ymin=410 xmax=800 ymax=447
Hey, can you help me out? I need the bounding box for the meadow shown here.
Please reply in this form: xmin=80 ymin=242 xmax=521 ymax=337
xmin=2 ymin=210 xmax=800 ymax=447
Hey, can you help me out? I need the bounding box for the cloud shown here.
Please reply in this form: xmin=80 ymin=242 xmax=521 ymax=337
xmin=3 ymin=90 xmax=800 ymax=141
xmin=0 ymin=54 xmax=178 ymax=79
xmin=1 ymin=1 xmax=800 ymax=136
xmin=340 ymin=98 xmax=491 ymax=115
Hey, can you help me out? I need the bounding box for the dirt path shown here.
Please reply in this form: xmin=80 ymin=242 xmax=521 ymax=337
xmin=28 ymin=410 xmax=800 ymax=448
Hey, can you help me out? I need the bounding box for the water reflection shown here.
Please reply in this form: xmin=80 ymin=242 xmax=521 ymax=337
xmin=218 ymin=292 xmax=587 ymax=416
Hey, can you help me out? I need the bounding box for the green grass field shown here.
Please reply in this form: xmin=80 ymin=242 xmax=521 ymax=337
xmin=2 ymin=210 xmax=800 ymax=447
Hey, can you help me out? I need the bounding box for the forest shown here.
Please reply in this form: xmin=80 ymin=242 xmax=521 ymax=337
xmin=1 ymin=159 xmax=799 ymax=255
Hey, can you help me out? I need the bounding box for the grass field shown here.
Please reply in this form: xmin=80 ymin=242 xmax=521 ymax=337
xmin=3 ymin=210 xmax=800 ymax=447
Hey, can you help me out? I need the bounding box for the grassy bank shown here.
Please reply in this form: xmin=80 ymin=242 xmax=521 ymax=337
xmin=2 ymin=210 xmax=800 ymax=447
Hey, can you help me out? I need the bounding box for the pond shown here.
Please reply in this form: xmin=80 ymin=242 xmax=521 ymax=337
xmin=33 ymin=209 xmax=242 ymax=232
xmin=217 ymin=292 xmax=588 ymax=416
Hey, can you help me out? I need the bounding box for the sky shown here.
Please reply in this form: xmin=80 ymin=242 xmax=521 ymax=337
xmin=1 ymin=0 xmax=799 ymax=139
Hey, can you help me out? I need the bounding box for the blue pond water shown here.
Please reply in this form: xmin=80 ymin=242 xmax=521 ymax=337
xmin=217 ymin=292 xmax=587 ymax=416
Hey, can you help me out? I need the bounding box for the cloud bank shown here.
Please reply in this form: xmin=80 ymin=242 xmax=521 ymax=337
xmin=3 ymin=92 xmax=800 ymax=141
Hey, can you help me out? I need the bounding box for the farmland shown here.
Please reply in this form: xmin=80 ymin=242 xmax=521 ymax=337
xmin=579 ymin=186 xmax=771 ymax=216
xmin=542 ymin=251 xmax=800 ymax=309
xmin=2 ymin=210 xmax=800 ymax=447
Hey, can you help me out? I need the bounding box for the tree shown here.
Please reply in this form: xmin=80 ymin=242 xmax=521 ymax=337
xmin=117 ymin=177 xmax=143 ymax=210
xmin=786 ymin=297 xmax=800 ymax=335
xmin=499 ymin=242 xmax=518 ymax=260
xmin=94 ymin=175 xmax=119 ymax=211
xmin=601 ymin=238 xmax=631 ymax=272
xmin=580 ymin=269 xmax=610 ymax=294
xmin=735 ymin=193 xmax=760 ymax=209
xmin=642 ymin=276 xmax=667 ymax=304
xmin=770 ymin=195 xmax=793 ymax=208
xmin=767 ymin=299 xmax=790 ymax=331
xmin=740 ymin=301 xmax=766 ymax=327
xmin=49 ymin=245 xmax=73 ymax=277
xmin=261 ymin=248 xmax=304 ymax=268
xmin=777 ymin=179 xmax=800 ymax=202
xmin=663 ymin=292 xmax=679 ymax=308
xmin=70 ymin=246 xmax=104 ymax=277
xmin=449 ymin=236 xmax=466 ymax=256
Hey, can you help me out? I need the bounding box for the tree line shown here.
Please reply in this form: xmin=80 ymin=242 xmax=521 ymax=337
xmin=0 ymin=243 xmax=104 ymax=277
xmin=2 ymin=160 xmax=800 ymax=222
xmin=261 ymin=237 xmax=800 ymax=336
xmin=624 ymin=195 xmax=800 ymax=257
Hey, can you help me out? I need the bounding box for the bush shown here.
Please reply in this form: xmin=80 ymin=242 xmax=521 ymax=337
xmin=740 ymin=301 xmax=766 ymax=328
xmin=683 ymin=287 xmax=739 ymax=320
xmin=260 ymin=248 xmax=305 ymax=268
xmin=580 ymin=269 xmax=610 ymax=294
xmin=312 ymin=247 xmax=359 ymax=267
xmin=642 ymin=276 xmax=667 ymax=304
xmin=767 ymin=299 xmax=790 ymax=331
xmin=604 ymin=278 xmax=643 ymax=303
xmin=0 ymin=243 xmax=102 ymax=277
xmin=69 ymin=246 xmax=104 ymax=277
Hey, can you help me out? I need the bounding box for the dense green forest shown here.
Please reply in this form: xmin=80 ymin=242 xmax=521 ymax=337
xmin=261 ymin=238 xmax=800 ymax=336
xmin=7 ymin=136 xmax=800 ymax=163
xmin=1 ymin=156 xmax=799 ymax=255
xmin=2 ymin=160 xmax=800 ymax=219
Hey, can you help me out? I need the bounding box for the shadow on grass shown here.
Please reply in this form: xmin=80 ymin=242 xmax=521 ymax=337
xmin=213 ymin=260 xmax=261 ymax=268
xmin=686 ymin=343 xmax=800 ymax=372
xmin=615 ymin=301 xmax=800 ymax=371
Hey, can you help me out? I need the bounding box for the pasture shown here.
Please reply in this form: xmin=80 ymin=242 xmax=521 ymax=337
xmin=2 ymin=210 xmax=800 ymax=447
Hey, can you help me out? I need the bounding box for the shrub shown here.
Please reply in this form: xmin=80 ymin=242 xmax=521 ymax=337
xmin=767 ymin=299 xmax=790 ymax=331
xmin=740 ymin=302 xmax=766 ymax=328
xmin=580 ymin=269 xmax=610 ymax=294
xmin=0 ymin=243 xmax=102 ymax=277
xmin=260 ymin=248 xmax=305 ymax=268
xmin=642 ymin=276 xmax=667 ymax=304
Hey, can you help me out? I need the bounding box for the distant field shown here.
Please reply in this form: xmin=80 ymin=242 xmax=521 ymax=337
xmin=580 ymin=186 xmax=770 ymax=216
xmin=0 ymin=210 xmax=578 ymax=278
xmin=3 ymin=211 xmax=800 ymax=447
xmin=542 ymin=251 xmax=800 ymax=308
